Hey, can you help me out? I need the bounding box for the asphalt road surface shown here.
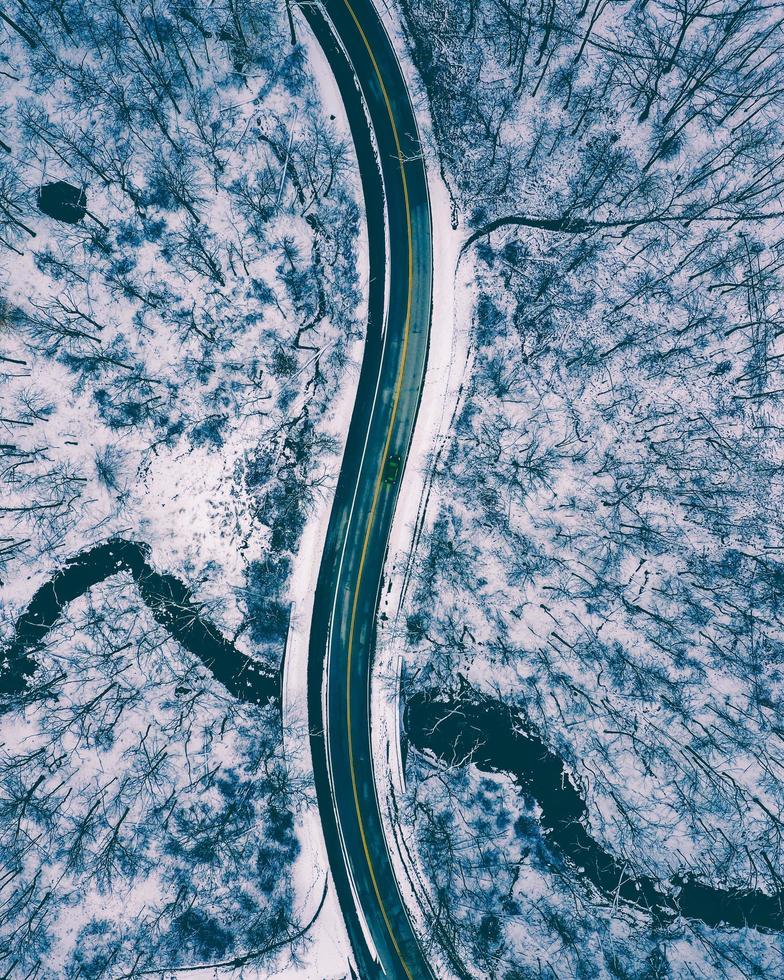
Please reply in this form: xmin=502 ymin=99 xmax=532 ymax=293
xmin=297 ymin=1 xmax=434 ymax=977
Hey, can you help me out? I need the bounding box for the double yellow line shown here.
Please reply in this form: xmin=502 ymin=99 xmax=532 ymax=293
xmin=339 ymin=0 xmax=417 ymax=976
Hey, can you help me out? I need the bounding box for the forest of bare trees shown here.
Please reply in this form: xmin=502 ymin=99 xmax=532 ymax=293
xmin=0 ymin=0 xmax=361 ymax=974
xmin=395 ymin=0 xmax=784 ymax=975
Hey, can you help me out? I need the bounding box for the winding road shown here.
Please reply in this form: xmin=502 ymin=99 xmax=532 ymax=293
xmin=298 ymin=1 xmax=434 ymax=977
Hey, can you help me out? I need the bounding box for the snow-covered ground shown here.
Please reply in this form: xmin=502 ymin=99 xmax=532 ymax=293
xmin=378 ymin=0 xmax=784 ymax=976
xmin=0 ymin=0 xmax=366 ymax=974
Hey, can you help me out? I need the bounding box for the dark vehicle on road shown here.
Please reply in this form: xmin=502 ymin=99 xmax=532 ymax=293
xmin=383 ymin=453 xmax=401 ymax=485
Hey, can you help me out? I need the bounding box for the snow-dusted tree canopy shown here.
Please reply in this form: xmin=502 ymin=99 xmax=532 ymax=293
xmin=6 ymin=0 xmax=784 ymax=974
xmin=0 ymin=0 xmax=361 ymax=974
xmin=396 ymin=0 xmax=784 ymax=975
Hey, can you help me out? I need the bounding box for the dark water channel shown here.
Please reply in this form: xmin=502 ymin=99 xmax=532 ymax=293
xmin=4 ymin=542 xmax=782 ymax=933
xmin=1 ymin=538 xmax=278 ymax=705
xmin=404 ymin=683 xmax=784 ymax=933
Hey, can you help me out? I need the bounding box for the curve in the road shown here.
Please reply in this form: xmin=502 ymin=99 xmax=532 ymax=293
xmin=298 ymin=1 xmax=434 ymax=977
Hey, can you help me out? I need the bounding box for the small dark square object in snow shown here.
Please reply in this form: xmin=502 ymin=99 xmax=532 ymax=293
xmin=37 ymin=181 xmax=87 ymax=224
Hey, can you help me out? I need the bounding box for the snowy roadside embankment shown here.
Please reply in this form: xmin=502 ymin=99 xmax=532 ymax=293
xmin=363 ymin=4 xmax=476 ymax=977
xmin=277 ymin=7 xmax=370 ymax=976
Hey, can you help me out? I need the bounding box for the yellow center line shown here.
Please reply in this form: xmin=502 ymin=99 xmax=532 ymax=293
xmin=339 ymin=0 xmax=417 ymax=976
